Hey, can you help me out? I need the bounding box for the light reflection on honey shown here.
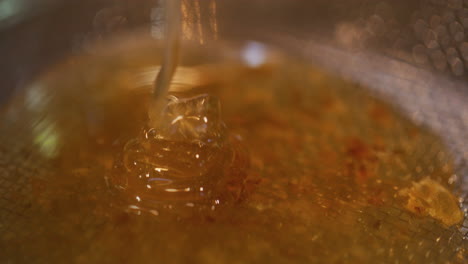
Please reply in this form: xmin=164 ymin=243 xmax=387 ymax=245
xmin=193 ymin=0 xmax=204 ymax=44
xmin=180 ymin=0 xmax=218 ymax=43
xmin=181 ymin=1 xmax=194 ymax=40
xmin=209 ymin=0 xmax=218 ymax=40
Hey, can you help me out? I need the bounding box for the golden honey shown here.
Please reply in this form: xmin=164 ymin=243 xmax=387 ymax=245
xmin=0 ymin=38 xmax=465 ymax=263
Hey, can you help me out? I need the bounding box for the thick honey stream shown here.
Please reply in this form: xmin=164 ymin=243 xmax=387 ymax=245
xmin=0 ymin=39 xmax=465 ymax=263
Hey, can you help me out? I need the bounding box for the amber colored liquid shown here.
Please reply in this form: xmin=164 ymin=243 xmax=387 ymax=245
xmin=0 ymin=38 xmax=465 ymax=263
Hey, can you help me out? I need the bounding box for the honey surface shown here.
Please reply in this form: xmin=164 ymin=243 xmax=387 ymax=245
xmin=0 ymin=40 xmax=465 ymax=263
